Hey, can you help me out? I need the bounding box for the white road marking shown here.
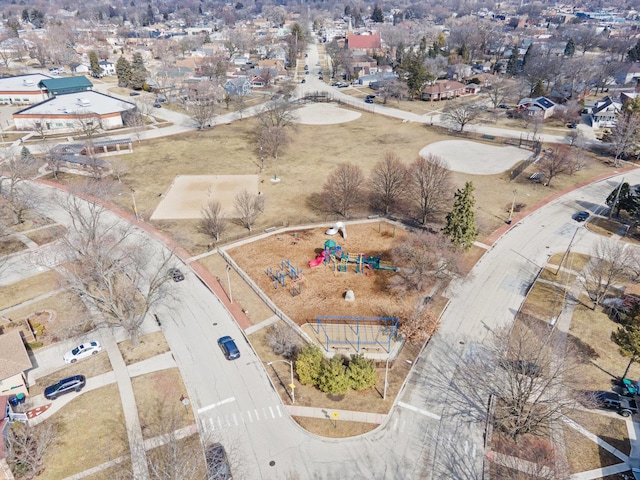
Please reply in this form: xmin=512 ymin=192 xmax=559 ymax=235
xmin=217 ymin=417 xmax=223 ymax=429
xmin=233 ymin=413 xmax=238 ymax=426
xmin=269 ymin=406 xmax=275 ymax=418
xmin=397 ymin=401 xmax=441 ymax=420
xmin=208 ymin=418 xmax=215 ymax=430
xmin=197 ymin=397 xmax=236 ymax=414
xmin=393 ymin=417 xmax=398 ymax=431
xmin=254 ymin=409 xmax=260 ymax=421
xmin=472 ymin=444 xmax=477 ymax=458
xmin=247 ymin=410 xmax=253 ymax=422
xmin=276 ymin=405 xmax=282 ymax=417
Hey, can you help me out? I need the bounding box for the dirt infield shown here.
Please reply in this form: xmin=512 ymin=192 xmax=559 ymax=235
xmin=293 ymin=103 xmax=362 ymax=125
xmin=150 ymin=174 xmax=259 ymax=220
xmin=419 ymin=140 xmax=530 ymax=175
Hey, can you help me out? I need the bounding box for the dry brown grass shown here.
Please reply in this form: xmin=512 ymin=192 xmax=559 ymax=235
xmin=548 ymin=252 xmax=591 ymax=273
xmin=293 ymin=416 xmax=377 ymax=438
xmin=0 ymin=237 xmax=26 ymax=255
xmin=0 ymin=270 xmax=61 ymax=311
xmin=24 ymin=224 xmax=66 ymax=246
xmin=568 ymin=305 xmax=640 ymax=390
xmin=538 ymin=266 xmax=578 ymax=284
xmin=118 ymin=331 xmax=170 ymax=366
xmin=519 ymin=280 xmax=566 ymax=322
xmin=3 ymin=290 xmax=91 ymax=345
xmin=567 ymin=410 xmax=630 ymax=455
xmin=132 ymin=368 xmax=194 ymax=440
xmin=563 ymin=421 xmax=623 ymax=473
xmin=589 ymin=216 xmax=622 ymax=239
xmin=37 ymin=385 xmax=127 ymax=480
xmin=196 ymin=253 xmax=274 ymax=325
xmin=29 ymin=353 xmax=113 ymax=396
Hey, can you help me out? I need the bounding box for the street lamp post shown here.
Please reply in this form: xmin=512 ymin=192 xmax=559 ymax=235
xmin=383 ymin=353 xmax=390 ymax=400
xmin=225 ymin=264 xmax=233 ymax=303
xmin=267 ymin=360 xmax=295 ymax=404
xmin=130 ymin=189 xmax=139 ymax=221
xmin=506 ymin=189 xmax=517 ymax=225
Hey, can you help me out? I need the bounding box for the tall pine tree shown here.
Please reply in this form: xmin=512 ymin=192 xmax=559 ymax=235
xmin=371 ymin=5 xmax=384 ymax=23
xmin=443 ymin=181 xmax=478 ymax=250
xmin=129 ymin=52 xmax=148 ymax=90
xmin=89 ymin=50 xmax=101 ymax=77
xmin=116 ymin=56 xmax=132 ymax=87
xmin=506 ymin=45 xmax=519 ymax=76
xmin=564 ymin=38 xmax=576 ymax=57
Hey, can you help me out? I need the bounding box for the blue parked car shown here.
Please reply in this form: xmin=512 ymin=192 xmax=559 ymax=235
xmin=218 ymin=336 xmax=240 ymax=360
xmin=44 ymin=375 xmax=86 ymax=400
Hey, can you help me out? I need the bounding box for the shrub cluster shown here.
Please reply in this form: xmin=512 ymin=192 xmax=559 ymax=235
xmin=294 ymin=344 xmax=378 ymax=394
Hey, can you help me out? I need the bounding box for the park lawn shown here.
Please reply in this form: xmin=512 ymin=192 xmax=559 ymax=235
xmin=118 ymin=331 xmax=171 ymax=366
xmin=0 ymin=270 xmax=61 ymax=311
xmin=38 ymin=385 xmax=127 ymax=480
xmin=24 ymin=224 xmax=66 ymax=246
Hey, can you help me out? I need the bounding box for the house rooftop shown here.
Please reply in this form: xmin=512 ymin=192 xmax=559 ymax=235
xmin=347 ymin=33 xmax=381 ymax=50
xmin=14 ymin=90 xmax=135 ymax=116
xmin=39 ymin=76 xmax=93 ymax=94
xmin=0 ymin=330 xmax=32 ymax=380
xmin=0 ymin=73 xmax=52 ymax=92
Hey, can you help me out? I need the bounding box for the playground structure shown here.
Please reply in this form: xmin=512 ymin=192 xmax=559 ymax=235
xmin=266 ymin=259 xmax=305 ymax=297
xmin=310 ymin=239 xmax=397 ymax=273
xmin=326 ymin=221 xmax=347 ymax=239
xmin=315 ymin=315 xmax=399 ymax=353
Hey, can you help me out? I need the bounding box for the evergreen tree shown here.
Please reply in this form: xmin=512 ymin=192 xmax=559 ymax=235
xmin=628 ymin=40 xmax=640 ymax=62
xmin=606 ymin=182 xmax=639 ymax=217
xmin=522 ymin=43 xmax=533 ymax=68
xmin=294 ymin=344 xmax=323 ymax=385
xmin=371 ymin=5 xmax=384 ymax=23
xmin=564 ymin=38 xmax=576 ymax=57
xmin=531 ymin=78 xmax=545 ymax=96
xmin=443 ymin=181 xmax=478 ymax=250
xmin=612 ymin=307 xmax=640 ymax=378
xmin=129 ymin=52 xmax=147 ymax=90
xmin=344 ymin=5 xmax=351 ymax=16
xmin=402 ymin=51 xmax=431 ymax=100
xmin=347 ymin=354 xmax=378 ymax=390
xmin=116 ymin=56 xmax=132 ymax=87
xmin=506 ymin=45 xmax=519 ymax=76
xmin=317 ymin=356 xmax=350 ymax=394
xmin=203 ymin=32 xmax=211 ymax=44
xmin=20 ymin=146 xmax=33 ymax=162
xmin=88 ymin=50 xmax=101 ymax=77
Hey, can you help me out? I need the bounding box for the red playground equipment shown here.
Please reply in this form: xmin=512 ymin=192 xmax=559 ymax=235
xmin=308 ymin=250 xmax=328 ymax=268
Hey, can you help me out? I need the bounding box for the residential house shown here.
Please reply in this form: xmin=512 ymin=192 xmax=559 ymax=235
xmin=99 ymin=60 xmax=116 ymax=76
xmin=421 ymin=80 xmax=467 ymax=101
xmin=0 ymin=330 xmax=33 ymax=399
xmin=346 ymin=33 xmax=382 ymax=56
xmin=447 ymin=64 xmax=473 ymax=81
xmin=590 ymin=96 xmax=622 ymax=128
xmin=0 ymin=74 xmax=52 ymax=105
xmin=615 ymin=63 xmax=640 ymax=85
xmin=223 ymin=77 xmax=252 ymax=96
xmin=517 ymin=96 xmax=556 ymax=119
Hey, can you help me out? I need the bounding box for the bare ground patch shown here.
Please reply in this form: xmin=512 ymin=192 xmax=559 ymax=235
xmin=118 ymin=331 xmax=170 ymax=366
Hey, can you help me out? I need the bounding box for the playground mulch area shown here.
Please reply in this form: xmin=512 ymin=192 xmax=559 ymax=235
xmin=228 ymin=222 xmax=424 ymax=325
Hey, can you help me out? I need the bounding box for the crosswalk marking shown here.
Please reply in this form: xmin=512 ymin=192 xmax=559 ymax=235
xmin=269 ymin=407 xmax=274 ymax=418
xmin=276 ymin=405 xmax=282 ymax=417
xmin=233 ymin=413 xmax=238 ymax=426
xmin=201 ymin=404 xmax=285 ymax=432
xmin=247 ymin=410 xmax=253 ymax=422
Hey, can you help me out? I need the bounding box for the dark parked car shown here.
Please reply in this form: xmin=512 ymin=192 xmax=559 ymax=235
xmin=583 ymin=390 xmax=638 ymax=417
xmin=168 ymin=268 xmax=185 ymax=282
xmin=575 ymin=211 xmax=590 ymax=222
xmin=218 ymin=336 xmax=240 ymax=360
xmin=498 ymin=104 xmax=509 ymax=109
xmin=499 ymin=359 xmax=542 ymax=377
xmin=568 ymin=121 xmax=578 ymax=129
xmin=153 ymin=101 xmax=162 ymax=108
xmin=365 ymin=97 xmax=374 ymax=104
xmin=301 ymin=79 xmax=306 ymax=84
xmin=129 ymin=91 xmax=140 ymax=96
xmin=44 ymin=375 xmax=86 ymax=400
xmin=206 ymin=443 xmax=232 ymax=480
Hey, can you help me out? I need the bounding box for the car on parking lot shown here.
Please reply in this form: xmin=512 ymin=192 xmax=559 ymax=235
xmin=575 ymin=211 xmax=590 ymax=222
xmin=301 ymin=79 xmax=306 ymax=83
xmin=153 ymin=101 xmax=162 ymax=108
xmin=129 ymin=91 xmax=140 ymax=96
xmin=168 ymin=268 xmax=185 ymax=282
xmin=498 ymin=104 xmax=509 ymax=109
xmin=206 ymin=443 xmax=232 ymax=479
xmin=581 ymin=390 xmax=638 ymax=417
xmin=218 ymin=336 xmax=240 ymax=360
xmin=44 ymin=375 xmax=86 ymax=400
xmin=63 ymin=341 xmax=102 ymax=364
xmin=568 ymin=121 xmax=578 ymax=129
xmin=304 ymin=70 xmax=309 ymax=75
xmin=365 ymin=97 xmax=374 ymax=104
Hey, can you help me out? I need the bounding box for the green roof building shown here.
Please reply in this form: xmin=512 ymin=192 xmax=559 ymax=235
xmin=39 ymin=76 xmax=93 ymax=96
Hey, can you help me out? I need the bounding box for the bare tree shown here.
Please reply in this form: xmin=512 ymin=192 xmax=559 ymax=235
xmin=320 ymin=162 xmax=365 ymax=218
xmin=257 ymin=125 xmax=290 ymax=162
xmin=407 ymin=155 xmax=452 ymax=225
xmin=256 ymin=98 xmax=298 ymax=129
xmin=380 ymin=79 xmax=408 ymax=104
xmin=265 ymin=322 xmax=301 ymax=360
xmin=122 ymin=108 xmax=146 ymax=143
xmin=484 ymin=76 xmax=515 ymax=109
xmin=57 ymin=181 xmax=174 ymax=345
xmin=455 ymin=322 xmax=581 ymax=441
xmin=369 ymin=152 xmax=408 ymax=215
xmin=200 ymin=198 xmax=227 ymax=242
xmin=389 ymin=231 xmax=461 ymax=297
xmin=537 ymin=146 xmax=574 ymax=186
xmin=74 ymin=112 xmax=102 ymax=156
xmin=183 ymin=81 xmax=220 ymax=129
xmin=6 ymin=421 xmax=58 ymax=479
xmin=607 ymin=111 xmax=640 ymax=166
xmin=582 ymin=238 xmax=632 ymax=308
xmin=396 ymin=299 xmax=440 ymax=344
xmin=233 ymin=190 xmax=264 ymax=232
xmin=441 ymin=103 xmax=481 ymax=132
